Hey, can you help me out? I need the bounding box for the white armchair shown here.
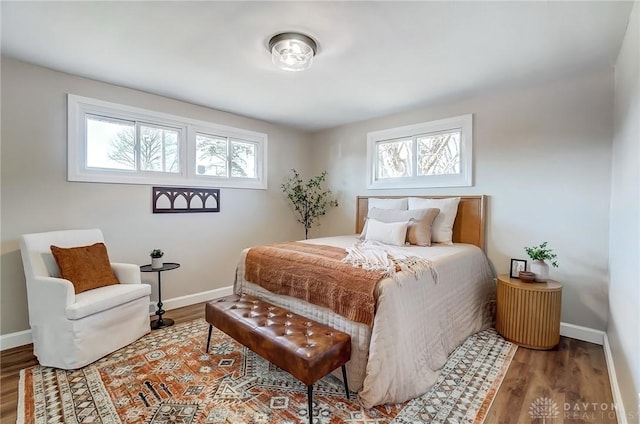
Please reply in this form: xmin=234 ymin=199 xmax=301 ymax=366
xmin=19 ymin=229 xmax=151 ymax=369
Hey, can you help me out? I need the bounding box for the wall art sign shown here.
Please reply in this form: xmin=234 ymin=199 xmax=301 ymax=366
xmin=152 ymin=186 xmax=220 ymax=213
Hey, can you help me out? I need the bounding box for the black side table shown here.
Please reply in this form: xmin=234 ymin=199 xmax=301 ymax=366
xmin=140 ymin=262 xmax=180 ymax=330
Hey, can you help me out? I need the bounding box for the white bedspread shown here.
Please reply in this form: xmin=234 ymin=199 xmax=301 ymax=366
xmin=234 ymin=235 xmax=495 ymax=409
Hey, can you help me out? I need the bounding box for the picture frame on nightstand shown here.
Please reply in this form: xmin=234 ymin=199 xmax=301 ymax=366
xmin=510 ymin=259 xmax=527 ymax=278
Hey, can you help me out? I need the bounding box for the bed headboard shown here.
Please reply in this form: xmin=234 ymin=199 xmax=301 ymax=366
xmin=356 ymin=195 xmax=486 ymax=250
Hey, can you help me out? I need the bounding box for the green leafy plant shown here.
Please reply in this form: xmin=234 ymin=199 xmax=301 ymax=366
xmin=150 ymin=249 xmax=164 ymax=258
xmin=524 ymin=242 xmax=558 ymax=267
xmin=281 ymin=169 xmax=338 ymax=239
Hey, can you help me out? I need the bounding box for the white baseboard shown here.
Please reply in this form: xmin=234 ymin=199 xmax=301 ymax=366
xmin=560 ymin=322 xmax=605 ymax=345
xmin=1 ymin=286 xmax=235 ymax=351
xmin=148 ymin=285 xmax=234 ymax=315
xmin=0 ymin=329 xmax=33 ymax=351
xmin=603 ymin=334 xmax=628 ymax=424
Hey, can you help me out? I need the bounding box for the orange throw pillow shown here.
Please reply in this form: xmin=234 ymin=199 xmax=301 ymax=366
xmin=50 ymin=242 xmax=119 ymax=294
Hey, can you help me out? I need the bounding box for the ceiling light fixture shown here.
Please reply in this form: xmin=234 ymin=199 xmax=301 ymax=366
xmin=268 ymin=32 xmax=317 ymax=72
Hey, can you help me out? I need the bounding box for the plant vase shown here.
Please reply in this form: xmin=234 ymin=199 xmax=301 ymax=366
xmin=531 ymin=260 xmax=549 ymax=282
xmin=151 ymin=257 xmax=163 ymax=269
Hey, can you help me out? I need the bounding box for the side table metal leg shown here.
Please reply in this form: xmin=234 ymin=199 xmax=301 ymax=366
xmin=156 ymin=271 xmax=164 ymax=324
xmin=150 ymin=270 xmax=174 ymax=330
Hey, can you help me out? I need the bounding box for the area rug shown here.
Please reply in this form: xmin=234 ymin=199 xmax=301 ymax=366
xmin=18 ymin=319 xmax=516 ymax=424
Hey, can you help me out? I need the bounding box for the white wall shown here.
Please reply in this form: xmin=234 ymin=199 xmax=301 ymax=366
xmin=0 ymin=57 xmax=311 ymax=335
xmin=608 ymin=2 xmax=640 ymax=421
xmin=310 ymin=69 xmax=614 ymax=332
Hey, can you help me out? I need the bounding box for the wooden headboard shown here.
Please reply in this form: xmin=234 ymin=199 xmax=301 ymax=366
xmin=356 ymin=195 xmax=486 ymax=250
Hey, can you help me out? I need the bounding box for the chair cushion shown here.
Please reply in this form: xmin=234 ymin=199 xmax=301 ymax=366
xmin=66 ymin=283 xmax=151 ymax=320
xmin=51 ymin=243 xmax=119 ymax=293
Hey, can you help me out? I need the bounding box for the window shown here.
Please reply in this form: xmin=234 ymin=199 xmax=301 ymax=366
xmin=85 ymin=115 xmax=181 ymax=173
xmin=68 ymin=94 xmax=268 ymax=189
xmin=195 ymin=133 xmax=257 ymax=179
xmin=367 ymin=114 xmax=472 ymax=189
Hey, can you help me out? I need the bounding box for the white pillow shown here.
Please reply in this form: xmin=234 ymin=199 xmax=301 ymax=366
xmin=407 ymin=197 xmax=461 ymax=244
xmin=367 ymin=198 xmax=408 ymax=212
xmin=364 ymin=219 xmax=409 ymax=246
xmin=367 ymin=207 xmax=440 ymax=246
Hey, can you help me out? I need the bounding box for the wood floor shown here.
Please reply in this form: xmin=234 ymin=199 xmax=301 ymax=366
xmin=1 ymin=303 xmax=616 ymax=424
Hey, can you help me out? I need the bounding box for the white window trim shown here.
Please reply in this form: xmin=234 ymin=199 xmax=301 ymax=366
xmin=68 ymin=94 xmax=268 ymax=189
xmin=366 ymin=114 xmax=473 ymax=189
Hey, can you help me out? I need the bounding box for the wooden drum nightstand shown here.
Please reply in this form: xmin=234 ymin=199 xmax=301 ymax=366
xmin=496 ymin=274 xmax=562 ymax=350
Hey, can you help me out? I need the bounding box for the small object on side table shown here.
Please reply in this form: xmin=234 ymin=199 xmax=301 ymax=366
xmin=140 ymin=262 xmax=180 ymax=329
xmin=151 ymin=257 xmax=163 ymax=269
xmin=150 ymin=249 xmax=164 ymax=269
xmin=518 ymin=271 xmax=536 ymax=282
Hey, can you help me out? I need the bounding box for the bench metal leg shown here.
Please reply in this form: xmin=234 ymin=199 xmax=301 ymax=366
xmin=206 ymin=324 xmax=213 ymax=353
xmin=341 ymin=365 xmax=350 ymax=399
xmin=307 ymin=385 xmax=313 ymax=424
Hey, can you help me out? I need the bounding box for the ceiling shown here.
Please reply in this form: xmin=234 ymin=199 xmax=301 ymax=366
xmin=1 ymin=1 xmax=634 ymax=132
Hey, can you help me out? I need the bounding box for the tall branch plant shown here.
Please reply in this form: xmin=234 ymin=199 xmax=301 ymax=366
xmin=282 ymin=169 xmax=338 ymax=239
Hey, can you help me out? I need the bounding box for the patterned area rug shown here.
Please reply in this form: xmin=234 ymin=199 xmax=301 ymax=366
xmin=18 ymin=319 xmax=516 ymax=424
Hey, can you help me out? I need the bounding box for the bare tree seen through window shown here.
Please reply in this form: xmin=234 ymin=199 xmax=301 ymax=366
xmin=377 ymin=139 xmax=412 ymax=178
xmin=376 ymin=131 xmax=461 ymax=180
xmin=196 ymin=134 xmax=256 ymax=178
xmin=417 ymin=131 xmax=460 ymax=176
xmin=108 ymin=125 xmax=179 ymax=173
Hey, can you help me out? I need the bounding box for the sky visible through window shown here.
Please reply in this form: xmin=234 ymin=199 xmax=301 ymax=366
xmin=86 ymin=117 xmax=134 ymax=170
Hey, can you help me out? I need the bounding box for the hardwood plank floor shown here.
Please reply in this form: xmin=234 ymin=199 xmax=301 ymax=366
xmin=486 ymin=337 xmax=616 ymax=423
xmin=1 ymin=303 xmax=615 ymax=423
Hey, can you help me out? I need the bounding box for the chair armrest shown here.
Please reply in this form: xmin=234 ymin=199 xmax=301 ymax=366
xmin=27 ymin=277 xmax=75 ymax=322
xmin=111 ymin=263 xmax=142 ymax=284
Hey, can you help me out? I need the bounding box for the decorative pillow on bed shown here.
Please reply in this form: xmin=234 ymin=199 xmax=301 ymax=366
xmin=367 ymin=207 xmax=440 ymax=246
xmin=50 ymin=242 xmax=119 ymax=294
xmin=367 ymin=197 xmax=408 ymax=211
xmin=408 ymin=197 xmax=461 ymax=244
xmin=363 ymin=219 xmax=410 ymax=246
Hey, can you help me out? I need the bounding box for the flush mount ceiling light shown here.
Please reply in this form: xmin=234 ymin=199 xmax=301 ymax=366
xmin=268 ymin=32 xmax=317 ymax=72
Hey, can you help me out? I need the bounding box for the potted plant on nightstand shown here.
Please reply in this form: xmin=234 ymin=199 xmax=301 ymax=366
xmin=150 ymin=249 xmax=164 ymax=269
xmin=524 ymin=242 xmax=558 ymax=282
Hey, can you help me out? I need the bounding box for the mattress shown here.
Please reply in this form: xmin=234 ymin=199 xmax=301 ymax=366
xmin=234 ymin=235 xmax=495 ymax=408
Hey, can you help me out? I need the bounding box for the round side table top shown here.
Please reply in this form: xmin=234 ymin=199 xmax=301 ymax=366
xmin=140 ymin=262 xmax=180 ymax=272
xmin=497 ymin=274 xmax=561 ymax=291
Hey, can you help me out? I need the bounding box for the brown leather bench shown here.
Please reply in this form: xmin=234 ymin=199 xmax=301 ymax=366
xmin=205 ymin=294 xmax=351 ymax=424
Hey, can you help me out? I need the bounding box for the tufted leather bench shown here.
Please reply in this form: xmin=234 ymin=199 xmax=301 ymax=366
xmin=205 ymin=294 xmax=351 ymax=424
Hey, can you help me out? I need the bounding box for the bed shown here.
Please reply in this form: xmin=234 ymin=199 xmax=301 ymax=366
xmin=234 ymin=195 xmax=495 ymax=408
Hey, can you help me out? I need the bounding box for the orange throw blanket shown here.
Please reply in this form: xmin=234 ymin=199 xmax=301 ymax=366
xmin=244 ymin=242 xmax=384 ymax=326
